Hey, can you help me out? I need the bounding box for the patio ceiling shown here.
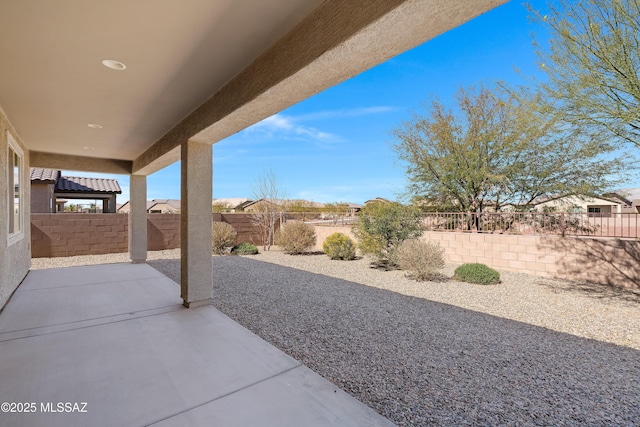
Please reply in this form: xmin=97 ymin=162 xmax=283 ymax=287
xmin=0 ymin=0 xmax=506 ymax=175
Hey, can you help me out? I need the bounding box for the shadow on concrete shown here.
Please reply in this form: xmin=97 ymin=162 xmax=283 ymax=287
xmin=149 ymin=256 xmax=640 ymax=427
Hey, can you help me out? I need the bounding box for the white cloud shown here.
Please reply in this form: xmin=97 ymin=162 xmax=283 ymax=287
xmin=294 ymin=177 xmax=406 ymax=204
xmin=295 ymin=106 xmax=398 ymax=121
xmin=242 ymin=106 xmax=397 ymax=148
xmin=250 ymin=114 xmax=339 ymax=142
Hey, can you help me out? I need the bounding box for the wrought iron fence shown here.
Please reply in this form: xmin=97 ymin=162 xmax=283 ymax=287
xmin=422 ymin=212 xmax=640 ymax=238
xmin=300 ymin=215 xmax=358 ymax=225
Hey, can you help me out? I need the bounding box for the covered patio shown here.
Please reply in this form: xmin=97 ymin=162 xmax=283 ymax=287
xmin=0 ymin=1 xmax=506 ymax=425
xmin=0 ymin=262 xmax=392 ymax=426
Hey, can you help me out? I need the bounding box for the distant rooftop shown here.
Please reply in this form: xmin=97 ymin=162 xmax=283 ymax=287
xmin=212 ymin=198 xmax=253 ymax=208
xmin=614 ymin=188 xmax=640 ymax=201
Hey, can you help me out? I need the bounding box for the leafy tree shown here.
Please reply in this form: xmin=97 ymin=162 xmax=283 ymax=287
xmin=531 ymin=0 xmax=640 ymax=147
xmin=212 ymin=202 xmax=232 ymax=213
xmin=286 ymin=199 xmax=318 ymax=222
xmin=392 ymin=85 xmax=627 ymax=213
xmin=353 ymin=201 xmax=425 ymax=265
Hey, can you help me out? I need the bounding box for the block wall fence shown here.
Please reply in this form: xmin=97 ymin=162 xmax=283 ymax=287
xmin=31 ymin=213 xmax=266 ymax=258
xmin=30 ymin=216 xmax=639 ymax=289
xmin=311 ymin=225 xmax=640 ymax=290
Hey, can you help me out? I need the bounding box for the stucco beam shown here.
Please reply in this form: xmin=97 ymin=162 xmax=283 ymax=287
xmin=53 ymin=192 xmax=118 ymax=200
xmin=31 ymin=151 xmax=132 ymax=174
xmin=132 ymin=0 xmax=506 ymax=175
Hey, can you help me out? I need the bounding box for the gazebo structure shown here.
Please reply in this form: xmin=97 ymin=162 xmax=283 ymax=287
xmin=30 ymin=168 xmax=121 ymax=213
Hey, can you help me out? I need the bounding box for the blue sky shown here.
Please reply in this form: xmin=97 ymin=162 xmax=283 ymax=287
xmin=67 ymin=0 xmax=569 ymax=206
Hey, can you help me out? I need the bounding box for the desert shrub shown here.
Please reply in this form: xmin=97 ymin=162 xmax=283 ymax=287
xmin=453 ymin=263 xmax=500 ymax=285
xmin=353 ymin=202 xmax=425 ymax=265
xmin=322 ymin=233 xmax=356 ymax=260
xmin=231 ymin=242 xmax=259 ymax=255
xmin=276 ymin=222 xmax=317 ymax=254
xmin=390 ymin=239 xmax=445 ymax=281
xmin=212 ymin=221 xmax=237 ymax=255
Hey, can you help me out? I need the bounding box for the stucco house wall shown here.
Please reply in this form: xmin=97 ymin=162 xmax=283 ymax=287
xmin=31 ymin=182 xmax=54 ymax=213
xmin=0 ymin=107 xmax=31 ymax=307
xmin=534 ymin=196 xmax=621 ymax=214
xmin=148 ymin=202 xmax=179 ymax=214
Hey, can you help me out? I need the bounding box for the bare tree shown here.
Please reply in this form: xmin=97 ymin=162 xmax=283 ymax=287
xmin=250 ymin=170 xmax=286 ymax=250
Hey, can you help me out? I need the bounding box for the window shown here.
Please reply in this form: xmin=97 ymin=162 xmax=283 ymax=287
xmin=7 ymin=132 xmax=24 ymax=245
xmin=587 ymin=206 xmax=608 ymax=218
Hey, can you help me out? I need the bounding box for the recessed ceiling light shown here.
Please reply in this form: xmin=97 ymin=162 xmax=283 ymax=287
xmin=87 ymin=123 xmax=102 ymax=129
xmin=101 ymin=59 xmax=126 ymax=70
xmin=83 ymin=146 xmax=95 ymax=150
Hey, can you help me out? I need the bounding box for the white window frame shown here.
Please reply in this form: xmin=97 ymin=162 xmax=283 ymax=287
xmin=7 ymin=132 xmax=24 ymax=246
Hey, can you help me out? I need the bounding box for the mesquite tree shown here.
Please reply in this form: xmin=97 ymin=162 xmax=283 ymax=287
xmin=392 ymin=85 xmax=627 ymax=212
xmin=532 ymin=0 xmax=640 ymax=147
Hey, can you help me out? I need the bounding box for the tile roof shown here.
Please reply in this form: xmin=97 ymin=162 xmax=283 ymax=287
xmin=30 ymin=168 xmax=60 ymax=183
xmin=614 ymin=188 xmax=640 ymax=201
xmin=55 ymin=176 xmax=122 ymax=194
xmin=150 ymin=199 xmax=181 ymax=209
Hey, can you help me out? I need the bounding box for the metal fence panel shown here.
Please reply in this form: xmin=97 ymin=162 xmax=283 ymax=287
xmin=422 ymin=212 xmax=639 ymax=238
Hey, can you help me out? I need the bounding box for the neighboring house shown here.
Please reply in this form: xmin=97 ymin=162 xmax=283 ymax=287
xmin=118 ymin=199 xmax=181 ymax=214
xmin=30 ymin=168 xmax=121 ymax=213
xmin=531 ymin=195 xmax=622 ymax=216
xmin=244 ymin=198 xmax=356 ymax=215
xmin=118 ymin=201 xmax=156 ymax=214
xmin=364 ymin=197 xmax=393 ymax=205
xmin=345 ymin=203 xmax=364 ymax=215
xmin=604 ymin=188 xmax=640 ymax=213
xmin=243 ymin=198 xmax=283 ymax=212
xmin=212 ymin=198 xmax=253 ymax=212
xmin=147 ymin=199 xmax=181 ymax=213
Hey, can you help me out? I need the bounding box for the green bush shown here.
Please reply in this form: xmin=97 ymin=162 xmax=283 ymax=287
xmin=231 ymin=242 xmax=259 ymax=255
xmin=212 ymin=221 xmax=237 ymax=255
xmin=390 ymin=239 xmax=445 ymax=281
xmin=322 ymin=233 xmax=356 ymax=260
xmin=276 ymin=222 xmax=317 ymax=254
xmin=453 ymin=263 xmax=500 ymax=285
xmin=353 ymin=202 xmax=425 ymax=265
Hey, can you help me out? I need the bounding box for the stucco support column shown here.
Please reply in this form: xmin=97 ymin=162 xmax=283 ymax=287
xmin=180 ymin=140 xmax=213 ymax=308
xmin=128 ymin=174 xmax=147 ymax=263
xmin=109 ymin=194 xmax=117 ymax=213
xmin=103 ymin=194 xmax=117 ymax=213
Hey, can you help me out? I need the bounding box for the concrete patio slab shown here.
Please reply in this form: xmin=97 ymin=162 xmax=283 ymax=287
xmin=18 ymin=262 xmax=168 ymax=290
xmin=0 ymin=263 xmax=393 ymax=427
xmin=154 ymin=365 xmax=394 ymax=427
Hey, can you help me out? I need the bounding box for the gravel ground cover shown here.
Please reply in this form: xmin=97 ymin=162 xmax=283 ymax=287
xmin=33 ymin=249 xmax=640 ymax=426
